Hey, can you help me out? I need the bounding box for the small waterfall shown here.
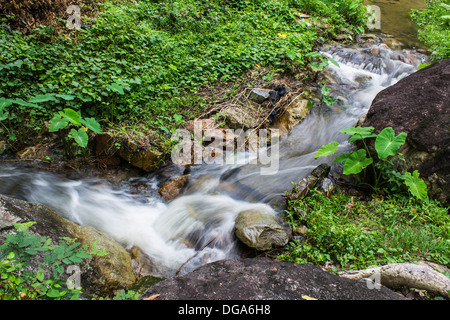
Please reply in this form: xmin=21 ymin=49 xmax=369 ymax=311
xmin=0 ymin=43 xmax=426 ymax=276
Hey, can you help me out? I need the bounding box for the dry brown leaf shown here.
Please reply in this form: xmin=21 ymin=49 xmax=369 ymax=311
xmin=143 ymin=294 xmax=161 ymax=300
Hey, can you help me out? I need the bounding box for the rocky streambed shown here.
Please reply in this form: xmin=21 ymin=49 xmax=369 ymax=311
xmin=1 ymin=34 xmax=449 ymax=299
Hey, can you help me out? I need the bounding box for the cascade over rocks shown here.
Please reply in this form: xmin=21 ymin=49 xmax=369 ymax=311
xmin=361 ymin=58 xmax=450 ymax=205
xmin=0 ymin=194 xmax=136 ymax=296
xmin=140 ymin=257 xmax=405 ymax=300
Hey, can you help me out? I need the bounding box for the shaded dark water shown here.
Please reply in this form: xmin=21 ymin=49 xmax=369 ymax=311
xmin=363 ymin=0 xmax=426 ymax=49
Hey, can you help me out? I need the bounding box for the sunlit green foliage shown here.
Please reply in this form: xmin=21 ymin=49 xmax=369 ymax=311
xmin=411 ymin=0 xmax=450 ymax=60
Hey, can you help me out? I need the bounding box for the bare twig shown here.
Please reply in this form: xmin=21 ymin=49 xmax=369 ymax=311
xmin=176 ymin=238 xmax=215 ymax=275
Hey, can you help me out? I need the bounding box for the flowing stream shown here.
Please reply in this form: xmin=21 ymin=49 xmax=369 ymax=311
xmin=0 ymin=33 xmax=428 ymax=277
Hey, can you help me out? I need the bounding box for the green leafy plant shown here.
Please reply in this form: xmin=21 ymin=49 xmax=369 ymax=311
xmin=0 ymin=222 xmax=108 ymax=300
xmin=49 ymin=108 xmax=102 ymax=156
xmin=410 ymin=0 xmax=450 ymax=60
xmin=315 ymin=126 xmax=428 ymax=199
xmin=278 ymin=190 xmax=449 ymax=272
xmin=319 ymin=81 xmax=337 ymax=106
xmin=0 ymin=0 xmax=369 ymax=151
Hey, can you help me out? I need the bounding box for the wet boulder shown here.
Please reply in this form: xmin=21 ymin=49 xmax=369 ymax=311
xmin=361 ymin=58 xmax=450 ymax=205
xmin=234 ymin=208 xmax=289 ymax=251
xmin=158 ymin=174 xmax=191 ymax=201
xmin=285 ymin=163 xmax=331 ymax=202
xmin=272 ymin=98 xmax=310 ymax=135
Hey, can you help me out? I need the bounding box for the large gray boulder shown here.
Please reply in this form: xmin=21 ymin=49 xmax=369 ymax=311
xmin=0 ymin=194 xmax=136 ymax=296
xmin=361 ymin=58 xmax=450 ymax=205
xmin=140 ymin=257 xmax=405 ymax=300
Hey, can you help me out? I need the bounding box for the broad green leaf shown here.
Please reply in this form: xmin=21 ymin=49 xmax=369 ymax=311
xmin=159 ymin=126 xmax=170 ymax=134
xmin=348 ymin=133 xmax=377 ymax=143
xmin=11 ymin=98 xmax=41 ymax=109
xmin=69 ymin=256 xmax=83 ymax=264
xmin=333 ymin=152 xmax=351 ymax=164
xmin=7 ymin=133 xmax=16 ymax=141
xmin=36 ymin=272 xmax=44 ymax=282
xmin=109 ymin=83 xmax=125 ymax=95
xmin=0 ymin=97 xmax=13 ymax=109
xmin=418 ymin=63 xmax=430 ymax=70
xmin=55 ymin=94 xmax=76 ymax=101
xmin=286 ymin=50 xmax=297 ymax=61
xmin=173 ymin=114 xmax=182 ymax=122
xmin=28 ymin=94 xmax=56 ymax=103
xmin=48 ymin=116 xmax=69 ymax=132
xmin=0 ymin=109 xmax=8 ymax=121
xmin=339 ymin=126 xmax=375 ymax=142
xmin=14 ymin=221 xmax=36 ymax=232
xmin=326 ymin=56 xmax=340 ymax=68
xmin=404 ymin=170 xmax=428 ymax=200
xmin=60 ymin=108 xmax=82 ymax=126
xmin=375 ymin=127 xmax=407 ymax=160
xmin=315 ymin=141 xmax=339 ymax=158
xmin=342 ymin=149 xmax=373 ymax=175
xmin=338 ymin=126 xmax=374 ymax=135
xmin=69 ymin=128 xmax=89 ymax=148
xmin=47 ymin=288 xmax=62 ymax=298
xmin=81 ymin=117 xmax=102 ymax=134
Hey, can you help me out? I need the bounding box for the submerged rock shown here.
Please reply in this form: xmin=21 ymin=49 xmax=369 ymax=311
xmin=234 ymin=208 xmax=289 ymax=251
xmin=158 ymin=174 xmax=190 ymax=201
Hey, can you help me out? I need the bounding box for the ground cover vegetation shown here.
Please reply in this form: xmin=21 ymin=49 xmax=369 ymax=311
xmin=277 ymin=126 xmax=449 ymax=298
xmin=410 ymin=0 xmax=450 ymax=61
xmin=0 ymin=0 xmax=369 ymax=156
xmin=278 ymin=190 xmax=449 ymax=271
xmin=0 ymin=221 xmax=140 ymax=300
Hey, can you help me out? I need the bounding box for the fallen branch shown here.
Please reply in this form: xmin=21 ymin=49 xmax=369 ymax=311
xmin=340 ymin=263 xmax=450 ymax=299
xmin=176 ymin=238 xmax=215 ymax=275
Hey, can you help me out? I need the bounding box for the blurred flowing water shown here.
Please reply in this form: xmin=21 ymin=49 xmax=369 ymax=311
xmin=0 ymin=43 xmax=426 ymax=276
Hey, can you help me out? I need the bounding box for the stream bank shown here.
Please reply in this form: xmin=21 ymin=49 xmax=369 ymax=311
xmin=3 ymin=34 xmax=447 ymax=298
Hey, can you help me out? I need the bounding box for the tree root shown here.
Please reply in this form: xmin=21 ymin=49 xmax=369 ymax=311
xmin=340 ymin=263 xmax=450 ymax=299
